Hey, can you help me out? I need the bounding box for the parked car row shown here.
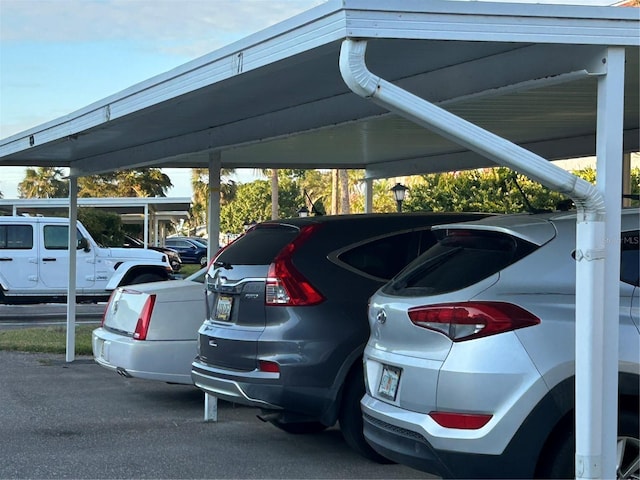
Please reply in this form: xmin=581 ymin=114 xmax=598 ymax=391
xmin=92 ymin=209 xmax=639 ymax=479
xmin=122 ymin=234 xmax=182 ymax=273
xmin=165 ymin=237 xmax=209 ymax=266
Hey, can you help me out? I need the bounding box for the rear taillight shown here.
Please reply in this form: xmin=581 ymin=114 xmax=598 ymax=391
xmin=258 ymin=360 xmax=280 ymax=373
xmin=429 ymin=411 xmax=492 ymax=429
xmin=408 ymin=301 xmax=540 ymax=342
xmin=133 ymin=294 xmax=156 ymax=340
xmin=265 ymin=224 xmax=325 ymax=306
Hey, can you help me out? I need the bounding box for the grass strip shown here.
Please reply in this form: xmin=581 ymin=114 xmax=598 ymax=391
xmin=0 ymin=324 xmax=95 ymax=355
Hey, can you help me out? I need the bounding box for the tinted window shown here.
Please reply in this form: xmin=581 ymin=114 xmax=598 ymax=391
xmin=43 ymin=226 xmax=86 ymax=250
xmin=217 ymin=225 xmax=299 ymax=265
xmin=0 ymin=225 xmax=33 ymax=249
xmin=338 ymin=230 xmax=436 ymax=280
xmin=383 ymin=229 xmax=537 ymax=297
xmin=621 ymin=230 xmax=639 ymax=287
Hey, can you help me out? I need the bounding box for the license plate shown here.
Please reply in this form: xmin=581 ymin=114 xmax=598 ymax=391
xmin=214 ymin=295 xmax=233 ymax=321
xmin=378 ymin=364 xmax=401 ymax=401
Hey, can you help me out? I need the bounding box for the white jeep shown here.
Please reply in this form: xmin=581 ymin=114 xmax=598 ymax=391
xmin=0 ymin=216 xmax=173 ymax=304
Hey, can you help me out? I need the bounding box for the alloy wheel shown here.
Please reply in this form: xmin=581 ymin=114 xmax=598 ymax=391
xmin=617 ymin=435 xmax=640 ymax=480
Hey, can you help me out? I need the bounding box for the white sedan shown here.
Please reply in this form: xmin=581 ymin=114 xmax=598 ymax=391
xmin=92 ymin=269 xmax=206 ymax=384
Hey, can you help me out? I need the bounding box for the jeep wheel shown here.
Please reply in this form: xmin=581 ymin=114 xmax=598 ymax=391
xmin=339 ymin=365 xmax=393 ymax=463
xmin=130 ymin=273 xmax=164 ymax=285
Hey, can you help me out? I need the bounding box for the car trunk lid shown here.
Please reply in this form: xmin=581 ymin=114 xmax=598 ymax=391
xmin=198 ymin=223 xmax=302 ymax=371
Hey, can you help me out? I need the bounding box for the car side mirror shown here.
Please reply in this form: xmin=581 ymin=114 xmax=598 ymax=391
xmin=78 ymin=238 xmax=91 ymax=252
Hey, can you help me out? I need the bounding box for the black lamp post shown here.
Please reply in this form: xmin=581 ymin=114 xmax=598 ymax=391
xmin=390 ymin=183 xmax=409 ymax=212
xmin=297 ymin=205 xmax=309 ymax=217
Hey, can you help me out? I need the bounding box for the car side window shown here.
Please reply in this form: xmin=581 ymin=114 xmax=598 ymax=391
xmin=338 ymin=231 xmax=432 ymax=280
xmin=621 ymin=230 xmax=639 ymax=287
xmin=0 ymin=225 xmax=33 ymax=249
xmin=44 ymin=225 xmax=70 ymax=250
xmin=43 ymin=226 xmax=86 ymax=250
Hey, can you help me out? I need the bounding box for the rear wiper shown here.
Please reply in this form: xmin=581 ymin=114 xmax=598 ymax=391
xmin=213 ymin=260 xmax=233 ymax=270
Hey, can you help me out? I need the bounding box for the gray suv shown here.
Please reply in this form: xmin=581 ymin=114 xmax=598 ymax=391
xmin=361 ymin=209 xmax=639 ymax=478
xmin=191 ymin=212 xmax=489 ymax=461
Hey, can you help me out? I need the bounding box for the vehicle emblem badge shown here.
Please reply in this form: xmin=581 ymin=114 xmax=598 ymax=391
xmin=376 ymin=309 xmax=387 ymax=324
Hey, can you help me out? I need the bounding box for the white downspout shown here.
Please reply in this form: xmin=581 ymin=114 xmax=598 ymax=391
xmin=339 ymin=39 xmax=614 ymax=480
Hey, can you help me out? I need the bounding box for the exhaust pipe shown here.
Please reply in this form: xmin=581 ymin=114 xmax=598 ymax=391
xmin=116 ymin=367 xmax=132 ymax=378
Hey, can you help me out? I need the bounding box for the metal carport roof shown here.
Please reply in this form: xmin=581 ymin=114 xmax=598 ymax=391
xmin=0 ymin=0 xmax=638 ymax=177
xmin=0 ymin=2 xmax=638 ymax=480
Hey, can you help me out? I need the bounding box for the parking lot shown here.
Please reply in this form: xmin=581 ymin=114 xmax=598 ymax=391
xmin=0 ymin=349 xmax=431 ymax=479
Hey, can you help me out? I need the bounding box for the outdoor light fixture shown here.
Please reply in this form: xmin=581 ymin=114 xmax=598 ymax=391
xmin=297 ymin=206 xmax=310 ymax=217
xmin=390 ymin=183 xmax=409 ymax=212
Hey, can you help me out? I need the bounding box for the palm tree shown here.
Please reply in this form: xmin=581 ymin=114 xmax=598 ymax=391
xmin=18 ymin=167 xmax=69 ymax=198
xmin=339 ymin=169 xmax=350 ymax=214
xmin=190 ymin=168 xmax=237 ymax=233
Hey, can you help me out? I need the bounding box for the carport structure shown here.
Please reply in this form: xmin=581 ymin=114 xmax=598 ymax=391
xmin=0 ymin=1 xmax=638 ymax=478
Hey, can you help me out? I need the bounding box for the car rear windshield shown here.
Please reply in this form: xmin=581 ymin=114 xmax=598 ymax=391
xmin=216 ymin=224 xmax=300 ymax=265
xmin=383 ymin=229 xmax=537 ymax=297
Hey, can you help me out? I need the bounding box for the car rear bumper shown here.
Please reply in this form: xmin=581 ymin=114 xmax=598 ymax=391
xmin=191 ymin=359 xmax=282 ymax=409
xmin=361 ymin=409 xmax=526 ymax=479
xmin=92 ymin=328 xmax=195 ymax=384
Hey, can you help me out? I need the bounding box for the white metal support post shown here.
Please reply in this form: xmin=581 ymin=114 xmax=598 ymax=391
xmin=66 ymin=176 xmax=78 ymax=363
xmin=143 ymin=203 xmax=149 ymax=246
xmin=204 ymin=151 xmax=222 ymax=422
xmin=589 ymin=46 xmax=625 ymax=480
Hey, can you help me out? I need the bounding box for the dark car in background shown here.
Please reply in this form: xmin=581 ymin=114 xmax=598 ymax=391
xmin=165 ymin=237 xmax=209 ymax=266
xmin=191 ymin=212 xmax=491 ymax=462
xmin=123 ymin=234 xmax=182 ymax=273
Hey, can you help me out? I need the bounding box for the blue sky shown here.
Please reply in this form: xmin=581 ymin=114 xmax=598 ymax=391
xmin=0 ymin=0 xmax=618 ymax=198
xmin=0 ymin=0 xmax=326 ymax=197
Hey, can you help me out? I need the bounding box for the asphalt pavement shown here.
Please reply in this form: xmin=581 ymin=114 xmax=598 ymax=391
xmin=0 ymin=350 xmax=432 ymax=479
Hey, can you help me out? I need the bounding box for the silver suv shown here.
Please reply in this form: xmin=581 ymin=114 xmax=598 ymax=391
xmin=362 ymin=209 xmax=639 ymax=478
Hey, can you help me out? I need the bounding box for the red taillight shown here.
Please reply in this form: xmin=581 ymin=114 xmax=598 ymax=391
xmin=265 ymin=224 xmax=325 ymax=306
xmin=408 ymin=301 xmax=540 ymax=342
xmin=133 ymin=294 xmax=156 ymax=340
xmin=258 ymin=360 xmax=280 ymax=373
xmin=429 ymin=411 xmax=492 ymax=429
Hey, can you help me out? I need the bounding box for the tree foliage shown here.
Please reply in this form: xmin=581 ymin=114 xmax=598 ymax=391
xmin=404 ymin=168 xmax=570 ymax=213
xmin=77 ymin=208 xmax=124 ymax=247
xmin=219 ymin=178 xmax=302 ymax=233
xmin=78 ymin=169 xmax=172 ymax=198
xmin=18 ymin=167 xmax=69 ymax=198
xmin=188 ymin=168 xmax=237 ymax=233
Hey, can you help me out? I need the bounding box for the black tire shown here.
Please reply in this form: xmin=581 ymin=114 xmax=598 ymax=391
xmin=339 ymin=365 xmax=394 ymax=463
xmin=198 ymin=255 xmax=208 ymax=267
xmin=537 ymin=409 xmax=639 ymax=479
xmin=129 ymin=273 xmax=164 ymax=285
xmin=269 ymin=420 xmax=328 ymax=434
